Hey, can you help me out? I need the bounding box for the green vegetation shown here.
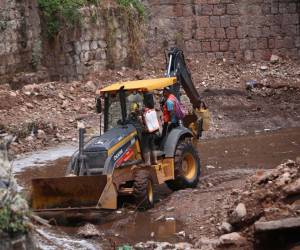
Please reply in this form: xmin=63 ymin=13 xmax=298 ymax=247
xmin=117 ymin=0 xmax=145 ymax=17
xmin=37 ymin=0 xmax=97 ymax=38
xmin=0 ymin=204 xmax=27 ymax=236
xmin=38 ymin=0 xmax=145 ymax=38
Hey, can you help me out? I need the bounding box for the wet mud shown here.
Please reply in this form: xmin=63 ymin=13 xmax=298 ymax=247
xmin=13 ymin=127 xmax=300 ymax=249
xmin=200 ymin=127 xmax=300 ymax=175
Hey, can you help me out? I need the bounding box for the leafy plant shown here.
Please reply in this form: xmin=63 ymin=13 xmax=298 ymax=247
xmin=0 ymin=204 xmax=27 ymax=236
xmin=38 ymin=0 xmax=96 ymax=38
xmin=117 ymin=0 xmax=145 ymax=17
xmin=38 ymin=0 xmax=145 ymax=38
xmin=0 ymin=20 xmax=7 ymax=32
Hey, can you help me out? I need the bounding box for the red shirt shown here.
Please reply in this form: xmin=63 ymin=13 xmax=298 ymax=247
xmin=163 ymin=94 xmax=177 ymax=123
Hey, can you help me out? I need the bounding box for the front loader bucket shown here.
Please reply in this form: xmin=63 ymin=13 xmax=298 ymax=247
xmin=31 ymin=175 xmax=108 ymax=211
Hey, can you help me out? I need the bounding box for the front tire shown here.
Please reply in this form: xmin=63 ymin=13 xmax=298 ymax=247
xmin=133 ymin=170 xmax=154 ymax=210
xmin=166 ymin=139 xmax=201 ymax=191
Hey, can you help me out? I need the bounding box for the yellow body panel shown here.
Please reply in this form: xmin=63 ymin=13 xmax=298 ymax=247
xmin=99 ymin=77 xmax=176 ymax=93
xmin=107 ymin=131 xmax=137 ymax=156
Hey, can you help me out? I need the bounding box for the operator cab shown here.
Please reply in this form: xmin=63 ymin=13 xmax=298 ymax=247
xmin=96 ymin=78 xmax=179 ymax=158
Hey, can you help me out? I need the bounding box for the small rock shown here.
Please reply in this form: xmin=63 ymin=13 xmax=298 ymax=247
xmin=195 ymin=236 xmax=220 ymax=248
xmin=37 ymin=130 xmax=46 ymax=140
xmin=291 ymin=199 xmax=300 ymax=210
xmin=25 ymin=103 xmax=34 ymax=109
xmin=270 ymin=54 xmax=280 ymax=64
xmin=135 ymin=73 xmax=143 ymax=80
xmin=58 ymin=92 xmax=65 ymax=100
xmin=276 ymin=172 xmax=291 ymax=187
xmin=77 ymin=223 xmax=101 ymax=238
xmin=206 ymin=165 xmax=215 ymax=169
xmin=86 ymin=81 xmax=97 ymax=92
xmin=260 ymin=65 xmax=268 ymax=71
xmin=174 ymin=242 xmax=193 ymax=249
xmin=155 ymin=215 xmax=165 ymax=221
xmin=166 ymin=217 xmax=175 ymax=221
xmin=77 ymin=121 xmax=85 ymax=129
xmin=229 ymin=203 xmax=247 ymax=224
xmin=62 ymin=100 xmax=69 ymax=108
xmin=246 ymin=80 xmax=257 ymax=90
xmin=235 ymin=203 xmax=247 ymax=218
xmin=22 ymin=84 xmax=39 ymax=93
xmin=220 ymin=222 xmax=233 ymax=233
xmin=166 ymin=206 xmax=175 ymax=212
xmin=176 ymin=231 xmax=186 ymax=237
xmin=219 ymin=232 xmax=246 ymax=246
xmin=10 ymin=92 xmax=17 ymax=97
xmin=284 ymin=178 xmax=300 ymax=196
xmin=208 ymin=182 xmax=214 ymax=187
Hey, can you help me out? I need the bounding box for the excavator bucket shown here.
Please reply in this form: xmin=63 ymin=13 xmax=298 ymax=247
xmin=31 ymin=175 xmax=109 ymax=211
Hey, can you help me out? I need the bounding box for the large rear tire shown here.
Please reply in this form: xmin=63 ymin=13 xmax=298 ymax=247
xmin=166 ymin=139 xmax=201 ymax=191
xmin=133 ymin=170 xmax=154 ymax=210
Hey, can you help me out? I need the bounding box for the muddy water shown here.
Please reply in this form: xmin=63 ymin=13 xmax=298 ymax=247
xmin=13 ymin=127 xmax=300 ymax=249
xmin=200 ymin=127 xmax=300 ymax=175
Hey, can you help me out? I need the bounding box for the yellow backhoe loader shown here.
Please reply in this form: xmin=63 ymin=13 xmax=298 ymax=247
xmin=31 ymin=48 xmax=210 ymax=217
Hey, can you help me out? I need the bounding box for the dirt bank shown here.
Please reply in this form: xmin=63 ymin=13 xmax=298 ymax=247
xmin=0 ymin=57 xmax=299 ymax=157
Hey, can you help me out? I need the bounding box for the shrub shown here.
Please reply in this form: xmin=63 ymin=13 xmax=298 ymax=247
xmin=117 ymin=0 xmax=145 ymax=17
xmin=38 ymin=0 xmax=95 ymax=38
xmin=38 ymin=0 xmax=145 ymax=38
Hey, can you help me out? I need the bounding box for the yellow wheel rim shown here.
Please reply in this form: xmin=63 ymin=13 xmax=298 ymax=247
xmin=147 ymin=180 xmax=153 ymax=204
xmin=182 ymin=153 xmax=197 ymax=180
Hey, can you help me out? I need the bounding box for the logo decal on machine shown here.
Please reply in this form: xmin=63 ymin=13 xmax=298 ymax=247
xmin=113 ymin=149 xmax=123 ymax=161
xmin=116 ymin=148 xmax=134 ymax=167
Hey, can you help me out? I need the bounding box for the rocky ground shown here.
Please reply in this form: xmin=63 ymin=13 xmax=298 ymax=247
xmin=108 ymin=158 xmax=300 ymax=250
xmin=0 ymin=55 xmax=299 ymax=157
xmin=1 ymin=55 xmax=300 ymax=250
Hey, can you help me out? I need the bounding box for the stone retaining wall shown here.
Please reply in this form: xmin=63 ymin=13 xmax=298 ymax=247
xmin=0 ymin=4 xmax=142 ymax=84
xmin=43 ymin=6 xmax=141 ymax=82
xmin=144 ymin=0 xmax=300 ymax=61
xmin=0 ymin=0 xmax=42 ymax=85
xmin=0 ymin=1 xmax=299 ymax=85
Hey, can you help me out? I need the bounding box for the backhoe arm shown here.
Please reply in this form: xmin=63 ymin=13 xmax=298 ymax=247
xmin=165 ymin=48 xmax=210 ymax=136
xmin=166 ymin=48 xmax=202 ymax=109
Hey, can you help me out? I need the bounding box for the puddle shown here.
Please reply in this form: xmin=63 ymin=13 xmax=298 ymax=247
xmin=58 ymin=212 xmax=184 ymax=246
xmin=12 ymin=145 xmax=76 ymax=172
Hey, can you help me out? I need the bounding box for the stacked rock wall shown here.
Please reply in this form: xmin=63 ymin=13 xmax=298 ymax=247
xmin=0 ymin=4 xmax=141 ymax=84
xmin=0 ymin=0 xmax=42 ymax=84
xmin=144 ymin=0 xmax=300 ymax=61
xmin=43 ymin=7 xmax=138 ymax=82
xmin=1 ymin=0 xmax=299 ymax=85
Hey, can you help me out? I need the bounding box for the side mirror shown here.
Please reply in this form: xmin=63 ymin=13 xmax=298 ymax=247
xmin=95 ymin=96 xmax=102 ymax=114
